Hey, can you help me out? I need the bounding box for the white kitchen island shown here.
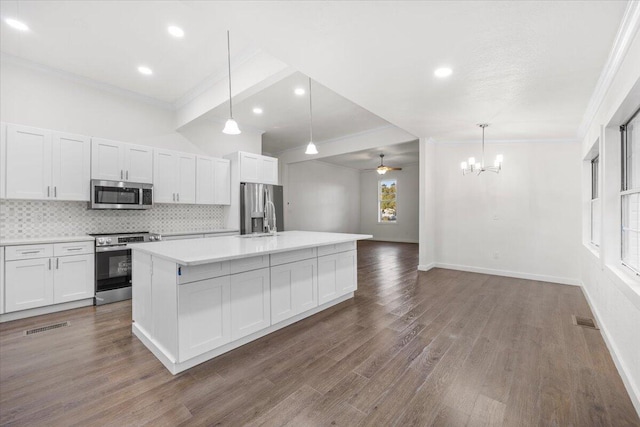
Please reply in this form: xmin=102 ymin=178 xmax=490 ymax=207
xmin=129 ymin=231 xmax=372 ymax=374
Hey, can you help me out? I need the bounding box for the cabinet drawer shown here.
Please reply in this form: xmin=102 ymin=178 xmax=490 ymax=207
xmin=317 ymin=241 xmax=356 ymax=257
xmin=178 ymin=261 xmax=230 ymax=285
xmin=270 ymin=247 xmax=317 ymax=267
xmin=229 ymin=255 xmax=269 ymax=274
xmin=5 ymin=244 xmax=53 ymax=261
xmin=53 ymin=241 xmax=94 ymax=256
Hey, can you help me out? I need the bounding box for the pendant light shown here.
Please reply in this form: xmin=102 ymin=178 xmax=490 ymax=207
xmin=222 ymin=30 xmax=241 ymax=135
xmin=305 ymin=77 xmax=318 ymax=155
xmin=460 ymin=124 xmax=502 ymax=175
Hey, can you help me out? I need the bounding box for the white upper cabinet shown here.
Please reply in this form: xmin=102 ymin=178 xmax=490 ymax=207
xmin=0 ymin=123 xmax=6 ymax=199
xmin=196 ymin=156 xmax=215 ymax=205
xmin=6 ymin=124 xmax=90 ymax=201
xmin=238 ymin=152 xmax=278 ymax=185
xmin=52 ymin=132 xmax=91 ymax=201
xmin=91 ymin=138 xmax=153 ymax=184
xmin=213 ymin=158 xmax=231 ymax=205
xmin=153 ymin=149 xmax=196 ymax=204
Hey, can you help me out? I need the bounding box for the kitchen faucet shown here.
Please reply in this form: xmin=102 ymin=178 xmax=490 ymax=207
xmin=264 ymin=200 xmax=277 ymax=234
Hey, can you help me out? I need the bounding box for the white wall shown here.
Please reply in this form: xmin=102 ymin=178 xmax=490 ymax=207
xmin=0 ymin=58 xmax=263 ymax=157
xmin=433 ymin=141 xmax=582 ymax=285
xmin=578 ymin=14 xmax=640 ymax=413
xmin=286 ymin=160 xmax=360 ymax=233
xmin=359 ymin=164 xmax=419 ymax=243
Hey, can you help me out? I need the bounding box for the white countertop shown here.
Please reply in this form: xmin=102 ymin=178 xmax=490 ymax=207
xmin=159 ymin=229 xmax=239 ymax=237
xmin=129 ymin=231 xmax=372 ymax=265
xmin=0 ymin=235 xmax=95 ymax=246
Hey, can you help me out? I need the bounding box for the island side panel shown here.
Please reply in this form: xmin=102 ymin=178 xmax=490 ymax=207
xmin=151 ymin=256 xmax=179 ymax=362
xmin=132 ymin=252 xmax=152 ymax=334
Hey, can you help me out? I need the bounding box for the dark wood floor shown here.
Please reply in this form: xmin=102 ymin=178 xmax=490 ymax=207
xmin=0 ymin=240 xmax=638 ymax=426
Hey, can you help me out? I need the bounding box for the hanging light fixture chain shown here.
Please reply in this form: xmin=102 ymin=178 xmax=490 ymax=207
xmin=227 ymin=30 xmax=233 ymax=119
xmin=309 ymin=77 xmax=313 ymax=142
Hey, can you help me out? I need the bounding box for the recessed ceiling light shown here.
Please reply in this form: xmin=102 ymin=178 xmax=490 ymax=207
xmin=253 ymin=107 xmax=263 ymax=115
xmin=434 ymin=67 xmax=453 ymax=78
xmin=138 ymin=66 xmax=153 ymax=76
xmin=294 ymin=87 xmax=305 ymax=96
xmin=5 ymin=18 xmax=29 ymax=32
xmin=167 ymin=25 xmax=184 ymax=38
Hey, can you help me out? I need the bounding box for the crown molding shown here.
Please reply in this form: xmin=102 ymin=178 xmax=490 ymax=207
xmin=577 ymin=0 xmax=640 ymax=139
xmin=1 ymin=52 xmax=175 ymax=110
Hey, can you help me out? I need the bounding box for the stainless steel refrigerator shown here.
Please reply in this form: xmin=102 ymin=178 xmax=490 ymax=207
xmin=240 ymin=183 xmax=284 ymax=235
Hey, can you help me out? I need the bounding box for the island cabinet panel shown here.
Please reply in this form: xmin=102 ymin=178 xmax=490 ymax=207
xmin=317 ymin=250 xmax=358 ymax=305
xmin=151 ymin=258 xmax=179 ymax=361
xmin=230 ymin=268 xmax=271 ymax=340
xmin=271 ymin=258 xmax=318 ymax=324
xmin=178 ymin=276 xmax=231 ymax=361
xmin=132 ymin=252 xmax=153 ymax=331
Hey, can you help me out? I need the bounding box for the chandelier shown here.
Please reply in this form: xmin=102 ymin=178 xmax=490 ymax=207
xmin=460 ymin=124 xmax=503 ymax=175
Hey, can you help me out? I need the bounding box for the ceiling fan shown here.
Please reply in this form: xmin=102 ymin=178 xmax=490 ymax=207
xmin=365 ymin=154 xmax=402 ymax=175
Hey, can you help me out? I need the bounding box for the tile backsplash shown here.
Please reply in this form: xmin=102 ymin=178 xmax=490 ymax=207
xmin=0 ymin=200 xmax=225 ymax=240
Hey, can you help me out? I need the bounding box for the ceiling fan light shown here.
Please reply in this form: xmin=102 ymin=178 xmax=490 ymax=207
xmin=305 ymin=141 xmax=318 ymax=155
xmin=222 ymin=118 xmax=241 ymax=135
xmin=377 ymin=168 xmax=387 ymax=175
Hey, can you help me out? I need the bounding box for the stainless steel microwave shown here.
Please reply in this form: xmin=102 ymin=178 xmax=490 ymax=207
xmin=90 ymin=180 xmax=153 ymax=210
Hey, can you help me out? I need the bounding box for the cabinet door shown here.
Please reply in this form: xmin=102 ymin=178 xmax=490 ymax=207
xmin=6 ymin=124 xmax=52 ymax=200
xmin=5 ymin=258 xmax=54 ymax=312
xmin=196 ymin=156 xmax=215 ymax=205
xmin=239 ymin=152 xmax=260 ymax=183
xmin=92 ymin=138 xmax=124 ymax=181
xmin=125 ymin=143 xmax=153 ymax=184
xmin=213 ymin=158 xmax=231 ymax=205
xmin=53 ymin=254 xmax=94 ymax=303
xmin=260 ymin=156 xmax=279 ymax=185
xmin=0 ymin=248 xmax=4 ymax=314
xmin=271 ymin=258 xmax=318 ymax=324
xmin=177 ymin=153 xmax=196 ymax=204
xmin=52 ymin=132 xmax=91 ymax=201
xmin=230 ymin=268 xmax=270 ymax=340
xmin=317 ymin=250 xmax=357 ymax=305
xmin=1 ymin=122 xmax=6 ymax=199
xmin=178 ymin=276 xmax=231 ymax=361
xmin=153 ymin=150 xmax=177 ymax=203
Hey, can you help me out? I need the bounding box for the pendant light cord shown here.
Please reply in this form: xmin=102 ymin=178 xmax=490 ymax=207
xmin=481 ymin=124 xmax=485 ymax=168
xmin=227 ymin=30 xmax=233 ymax=119
xmin=309 ymin=77 xmax=313 ymax=142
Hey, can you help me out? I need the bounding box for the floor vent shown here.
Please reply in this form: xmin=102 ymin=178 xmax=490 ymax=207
xmin=25 ymin=321 xmax=70 ymax=336
xmin=572 ymin=315 xmax=598 ymax=330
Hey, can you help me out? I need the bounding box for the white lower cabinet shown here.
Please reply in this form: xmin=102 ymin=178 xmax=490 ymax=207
xmin=178 ymin=276 xmax=231 ymax=361
xmin=5 ymin=257 xmax=54 ymax=312
xmin=230 ymin=268 xmax=271 ymax=340
xmin=4 ymin=243 xmax=95 ymax=313
xmin=53 ymin=254 xmax=94 ymax=304
xmin=0 ymin=248 xmax=4 ymax=314
xmin=317 ymin=250 xmax=357 ymax=305
xmin=271 ymin=258 xmax=318 ymax=324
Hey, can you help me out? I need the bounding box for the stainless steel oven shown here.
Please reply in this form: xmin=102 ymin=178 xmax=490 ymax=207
xmin=90 ymin=180 xmax=153 ymax=210
xmin=91 ymin=232 xmax=161 ymax=305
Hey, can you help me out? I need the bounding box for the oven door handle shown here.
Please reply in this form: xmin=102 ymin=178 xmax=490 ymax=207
xmin=95 ymin=245 xmax=130 ymax=253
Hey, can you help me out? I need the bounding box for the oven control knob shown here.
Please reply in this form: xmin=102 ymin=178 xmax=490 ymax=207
xmin=149 ymin=235 xmax=155 ymax=241
xmin=97 ymin=238 xmax=105 ymax=245
xmin=156 ymin=235 xmax=162 ymax=241
xmin=106 ymin=238 xmax=112 ymax=244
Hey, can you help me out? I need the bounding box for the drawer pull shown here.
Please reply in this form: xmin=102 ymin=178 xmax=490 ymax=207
xmin=21 ymin=250 xmax=41 ymax=255
xmin=66 ymin=248 xmax=83 ymax=251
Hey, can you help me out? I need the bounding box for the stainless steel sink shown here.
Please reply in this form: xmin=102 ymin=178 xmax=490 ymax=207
xmin=235 ymin=233 xmax=281 ymax=238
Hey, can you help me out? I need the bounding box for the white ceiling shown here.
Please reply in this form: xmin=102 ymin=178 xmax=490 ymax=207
xmin=319 ymin=140 xmax=419 ymax=171
xmin=202 ymin=71 xmax=392 ymax=154
xmin=0 ymin=1 xmax=629 ymax=146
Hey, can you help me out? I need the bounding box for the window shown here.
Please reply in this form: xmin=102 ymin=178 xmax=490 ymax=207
xmin=590 ymin=155 xmax=600 ymax=247
xmin=621 ymin=108 xmax=640 ymax=274
xmin=378 ymin=179 xmax=397 ymax=223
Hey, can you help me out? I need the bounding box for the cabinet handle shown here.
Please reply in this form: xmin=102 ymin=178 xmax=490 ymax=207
xmin=172 ymin=193 xmax=175 ymax=202
xmin=126 ymin=170 xmax=129 ymax=180
xmin=21 ymin=250 xmax=41 ymax=255
xmin=121 ymin=170 xmax=124 ymax=180
xmin=56 ymin=258 xmax=59 ymax=269
xmin=177 ymin=193 xmax=180 ymax=202
xmin=47 ymin=186 xmax=50 ymax=197
xmin=54 ymin=186 xmax=57 ymax=197
xmin=48 ymin=259 xmax=52 ymax=270
xmin=66 ymin=247 xmax=83 ymax=251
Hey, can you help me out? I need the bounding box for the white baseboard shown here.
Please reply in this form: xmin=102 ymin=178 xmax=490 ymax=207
xmin=368 ymin=238 xmax=419 ymax=244
xmin=418 ymin=263 xmax=435 ymax=272
xmin=0 ymin=299 xmax=94 ymax=323
xmin=434 ymin=263 xmax=581 ymax=286
xmin=580 ymin=283 xmax=640 ymax=417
